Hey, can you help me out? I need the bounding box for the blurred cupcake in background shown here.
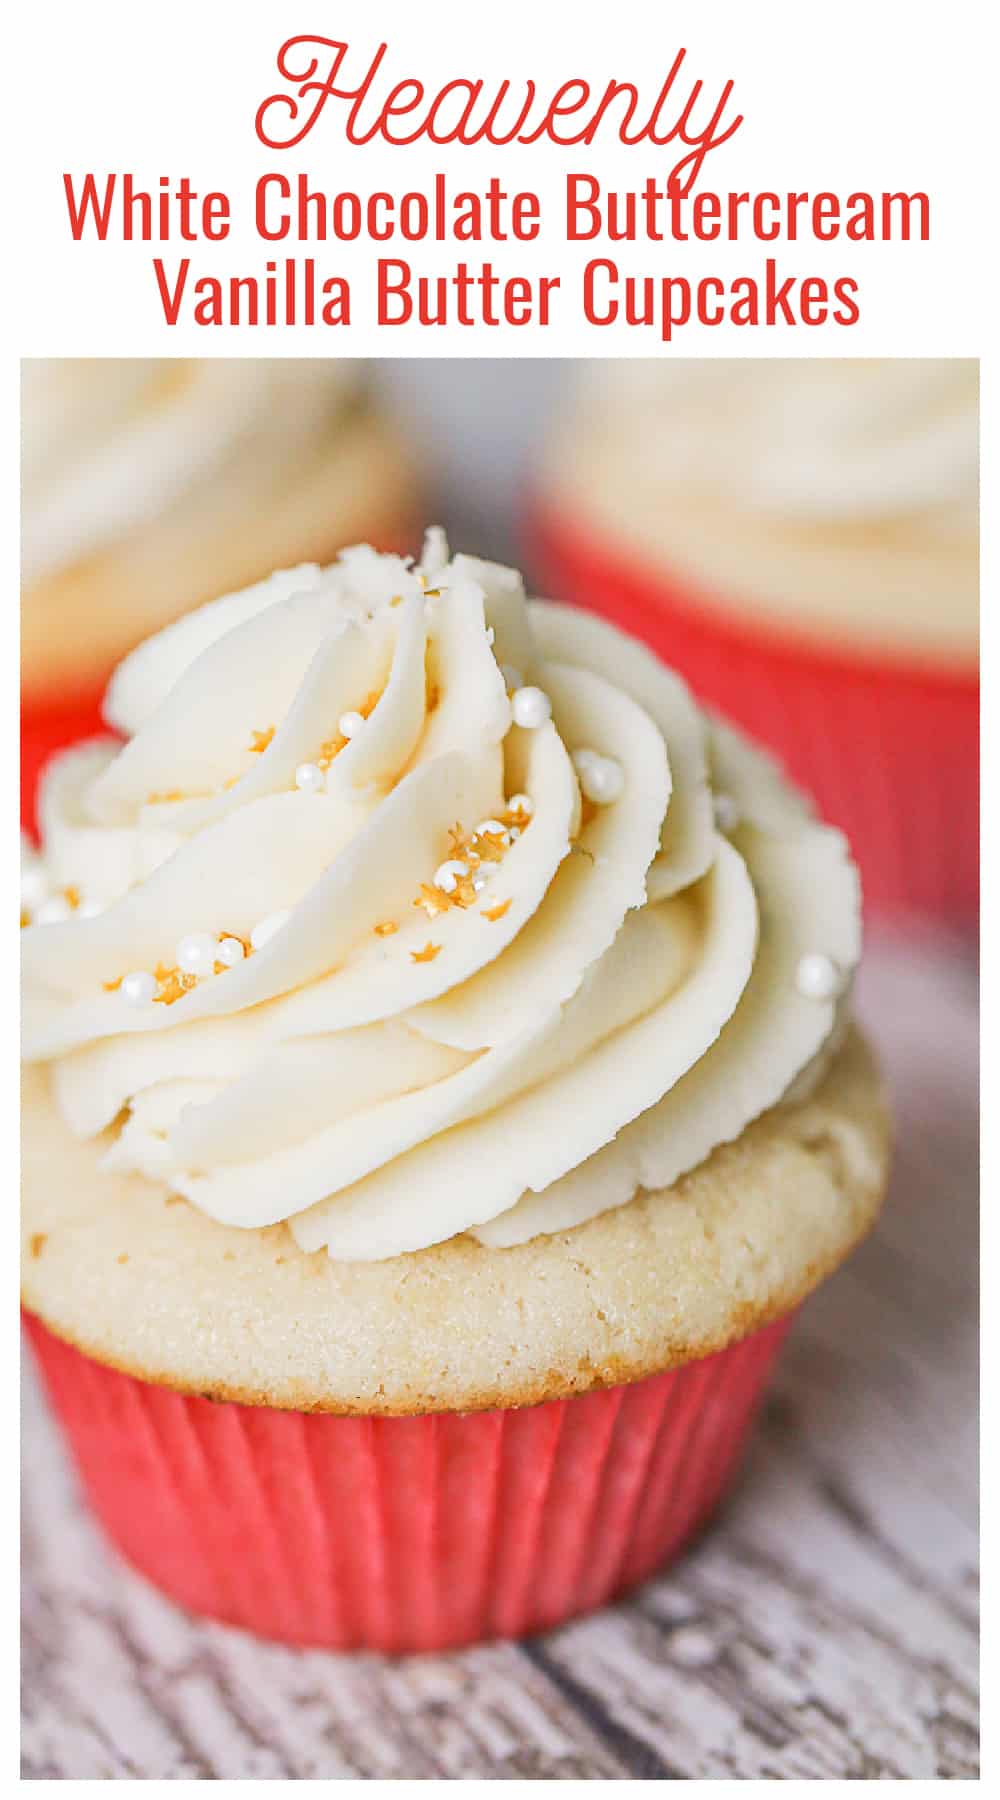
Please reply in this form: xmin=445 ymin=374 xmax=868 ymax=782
xmin=21 ymin=358 xmax=417 ymax=825
xmin=534 ymin=359 xmax=979 ymax=922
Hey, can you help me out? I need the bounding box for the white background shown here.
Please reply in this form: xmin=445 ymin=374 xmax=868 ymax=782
xmin=9 ymin=0 xmax=989 ymax=355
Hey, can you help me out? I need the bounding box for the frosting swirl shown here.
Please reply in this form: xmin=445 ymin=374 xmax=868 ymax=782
xmin=21 ymin=534 xmax=861 ymax=1261
xmin=21 ymin=358 xmax=362 ymax=586
xmin=571 ymin=357 xmax=979 ymax=533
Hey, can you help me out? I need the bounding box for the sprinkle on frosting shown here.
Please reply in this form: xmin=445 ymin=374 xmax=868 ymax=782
xmin=411 ymin=941 xmax=442 ymax=964
xmin=151 ymin=964 xmax=196 ymax=1007
xmin=795 ymin=952 xmax=843 ymax=1000
xmin=21 ymin=874 xmax=85 ymax=928
xmin=103 ymin=929 xmax=254 ymax=1004
xmin=316 ymin=690 xmax=380 ymax=770
xmin=413 ymin=805 xmax=530 ymax=920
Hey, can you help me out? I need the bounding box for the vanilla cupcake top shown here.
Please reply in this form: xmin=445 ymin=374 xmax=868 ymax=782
xmin=21 ymin=358 xmax=362 ymax=586
xmin=570 ymin=357 xmax=979 ymax=534
xmin=21 ymin=534 xmax=860 ymax=1262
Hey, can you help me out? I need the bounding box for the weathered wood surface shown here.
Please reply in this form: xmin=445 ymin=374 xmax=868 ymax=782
xmin=21 ymin=929 xmax=978 ymax=1779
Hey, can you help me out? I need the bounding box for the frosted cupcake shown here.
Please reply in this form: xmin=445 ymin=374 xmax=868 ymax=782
xmin=22 ymin=533 xmax=890 ymax=1651
xmin=21 ymin=358 xmax=416 ymax=821
xmin=535 ymin=359 xmax=979 ymax=920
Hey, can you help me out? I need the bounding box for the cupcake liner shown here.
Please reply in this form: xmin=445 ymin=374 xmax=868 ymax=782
xmin=24 ymin=1310 xmax=790 ymax=1652
xmin=21 ymin=688 xmax=111 ymax=835
xmin=532 ymin=503 xmax=979 ymax=923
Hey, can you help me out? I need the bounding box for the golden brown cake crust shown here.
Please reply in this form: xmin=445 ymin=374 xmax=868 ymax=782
xmin=21 ymin=1028 xmax=890 ymax=1415
xmin=21 ymin=406 xmax=418 ymax=699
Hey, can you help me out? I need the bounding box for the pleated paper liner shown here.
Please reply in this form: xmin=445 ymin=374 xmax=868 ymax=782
xmin=24 ymin=1310 xmax=790 ymax=1652
xmin=531 ymin=503 xmax=979 ymax=924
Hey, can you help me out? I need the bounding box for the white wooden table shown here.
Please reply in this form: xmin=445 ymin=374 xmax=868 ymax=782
xmin=21 ymin=927 xmax=979 ymax=1779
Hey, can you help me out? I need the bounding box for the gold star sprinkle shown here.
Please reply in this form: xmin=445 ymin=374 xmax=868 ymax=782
xmin=374 ymin=920 xmax=398 ymax=936
xmin=248 ymin=728 xmax=275 ymax=754
xmin=411 ymin=942 xmax=441 ymax=964
xmin=415 ymin=884 xmax=449 ymax=919
xmin=471 ymin=830 xmax=506 ymax=863
xmin=152 ymin=963 xmax=197 ymax=1006
xmin=482 ymin=899 xmax=512 ymax=923
xmin=450 ymin=876 xmax=480 ymax=909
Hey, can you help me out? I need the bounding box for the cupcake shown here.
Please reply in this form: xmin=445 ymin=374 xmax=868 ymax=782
xmin=21 ymin=532 xmax=890 ymax=1652
xmin=21 ymin=358 xmax=416 ymax=826
xmin=535 ymin=358 xmax=979 ymax=922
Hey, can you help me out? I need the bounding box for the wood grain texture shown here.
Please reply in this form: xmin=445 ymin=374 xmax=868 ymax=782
xmin=21 ymin=929 xmax=978 ymax=1779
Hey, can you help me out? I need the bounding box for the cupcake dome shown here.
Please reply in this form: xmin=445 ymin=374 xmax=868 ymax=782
xmin=535 ymin=359 xmax=979 ymax=920
xmin=22 ymin=535 xmax=889 ymax=1648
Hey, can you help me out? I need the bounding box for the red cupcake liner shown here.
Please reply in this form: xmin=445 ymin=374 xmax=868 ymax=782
xmin=24 ymin=1310 xmax=790 ymax=1652
xmin=21 ymin=687 xmax=112 ymax=837
xmin=531 ymin=503 xmax=979 ymax=923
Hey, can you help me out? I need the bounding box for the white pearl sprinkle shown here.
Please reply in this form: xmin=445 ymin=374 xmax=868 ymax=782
xmin=216 ymin=936 xmax=246 ymax=968
xmin=578 ymin=754 xmax=624 ymax=806
xmin=507 ymin=793 xmax=534 ymax=819
xmin=433 ymin=859 xmax=469 ymax=894
xmin=509 ymin=825 xmax=521 ymax=841
xmin=485 ymin=626 xmax=495 ymax=646
xmin=176 ymin=932 xmax=219 ymax=978
xmin=338 ymin=710 xmax=365 ymax=739
xmin=250 ymin=910 xmax=292 ymax=951
xmin=471 ymin=871 xmax=490 ymax=892
xmin=571 ymin=747 xmax=599 ymax=777
xmin=501 ymin=664 xmax=524 ymax=693
xmin=795 ymin=953 xmax=842 ymax=1001
xmin=713 ymin=792 xmax=741 ymax=834
xmin=295 ymin=761 xmax=325 ymax=794
xmin=121 ymin=970 xmax=156 ymax=1006
xmin=475 ymin=819 xmax=511 ymax=844
xmin=34 ymin=895 xmax=72 ymax=925
xmin=511 ymin=686 xmax=552 ymax=730
xmin=20 ymin=865 xmax=50 ymax=910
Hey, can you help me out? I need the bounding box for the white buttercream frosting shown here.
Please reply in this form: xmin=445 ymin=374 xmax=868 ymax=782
xmin=21 ymin=358 xmax=362 ymax=585
xmin=21 ymin=535 xmax=861 ymax=1261
xmin=573 ymin=358 xmax=979 ymax=532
